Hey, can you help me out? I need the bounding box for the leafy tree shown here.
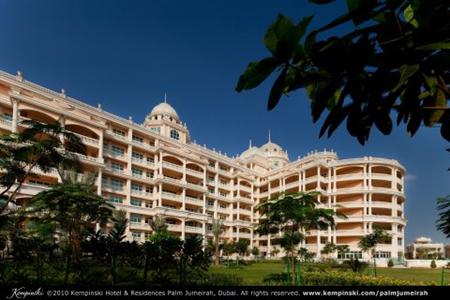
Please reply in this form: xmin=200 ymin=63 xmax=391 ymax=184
xmin=144 ymin=231 xmax=182 ymax=284
xmin=106 ymin=210 xmax=128 ymax=286
xmin=236 ymin=0 xmax=450 ymax=144
xmin=255 ymin=192 xmax=342 ymax=286
xmin=178 ymin=236 xmax=210 ymax=286
xmin=388 ymin=258 xmax=394 ymax=268
xmin=211 ymin=219 xmax=224 ymax=266
xmin=235 ymin=239 xmax=250 ymax=257
xmin=222 ymin=241 xmax=236 ymax=260
xmin=358 ymin=229 xmax=390 ymax=276
xmin=0 ymin=120 xmax=85 ymax=213
xmin=25 ymin=171 xmax=113 ymax=284
xmin=149 ymin=215 xmax=168 ymax=233
xmin=251 ymin=246 xmax=260 ymax=258
xmin=436 ymin=195 xmax=450 ymax=237
xmin=431 ymin=259 xmax=437 ymax=268
xmin=321 ymin=242 xmax=336 ymax=257
xmin=336 ymin=244 xmax=350 ymax=259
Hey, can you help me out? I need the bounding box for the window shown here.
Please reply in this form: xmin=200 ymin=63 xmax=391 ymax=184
xmin=111 ymin=145 xmax=125 ymax=156
xmin=132 ymin=152 xmax=143 ymax=160
xmin=150 ymin=127 xmax=160 ymax=134
xmin=113 ymin=128 xmax=126 ymax=137
xmin=3 ymin=113 xmax=12 ymax=122
xmin=208 ymin=188 xmax=214 ymax=193
xmin=337 ymin=251 xmax=363 ymax=259
xmin=170 ymin=129 xmax=179 ymax=140
xmin=146 ymin=171 xmax=153 ymax=179
xmin=131 ymin=231 xmax=141 ymax=241
xmin=109 ymin=196 xmax=124 ymax=204
xmin=145 ymin=201 xmax=153 ymax=208
xmin=132 ymin=135 xmax=143 ymax=143
xmin=375 ymin=251 xmax=391 ymax=258
xmin=111 ymin=162 xmax=124 ymax=172
xmin=110 ymin=179 xmax=124 ymax=190
xmin=130 ymin=214 xmax=142 ymax=223
xmin=132 ymin=168 xmax=143 ymax=177
xmin=131 ymin=199 xmax=142 ymax=207
xmin=132 ymin=183 xmax=143 ymax=192
xmin=147 ymin=157 xmax=154 ymax=163
xmin=207 ymin=200 xmax=214 ymax=207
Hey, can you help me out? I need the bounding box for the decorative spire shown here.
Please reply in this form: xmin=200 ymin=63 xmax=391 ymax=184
xmin=249 ymin=139 xmax=252 ymax=149
xmin=268 ymin=129 xmax=271 ymax=143
xmin=164 ymin=93 xmax=167 ymax=103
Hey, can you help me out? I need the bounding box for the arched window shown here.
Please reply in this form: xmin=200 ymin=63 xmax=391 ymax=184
xmin=170 ymin=129 xmax=180 ymax=140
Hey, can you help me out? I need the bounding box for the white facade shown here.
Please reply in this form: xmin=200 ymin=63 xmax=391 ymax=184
xmin=0 ymin=70 xmax=407 ymax=259
xmin=407 ymin=237 xmax=445 ymax=259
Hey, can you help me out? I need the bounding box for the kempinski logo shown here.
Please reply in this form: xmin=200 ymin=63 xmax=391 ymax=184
xmin=6 ymin=287 xmax=44 ymax=299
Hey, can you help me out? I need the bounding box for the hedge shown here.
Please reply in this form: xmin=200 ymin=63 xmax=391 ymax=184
xmin=264 ymin=271 xmax=427 ymax=286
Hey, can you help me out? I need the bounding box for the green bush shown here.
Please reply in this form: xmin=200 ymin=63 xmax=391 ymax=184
xmin=431 ymin=260 xmax=437 ymax=269
xmin=263 ymin=271 xmax=426 ymax=286
xmin=197 ymin=273 xmax=243 ymax=286
xmin=387 ymin=259 xmax=394 ymax=268
xmin=342 ymin=259 xmax=369 ymax=273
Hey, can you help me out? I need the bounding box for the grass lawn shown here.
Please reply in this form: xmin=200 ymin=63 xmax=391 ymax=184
xmin=209 ymin=261 xmax=448 ymax=285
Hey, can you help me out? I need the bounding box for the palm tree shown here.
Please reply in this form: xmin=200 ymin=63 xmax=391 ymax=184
xmin=358 ymin=229 xmax=390 ymax=276
xmin=255 ymin=192 xmax=343 ymax=286
xmin=211 ymin=218 xmax=224 ymax=265
xmin=106 ymin=210 xmax=128 ymax=286
xmin=336 ymin=244 xmax=350 ymax=259
xmin=25 ymin=171 xmax=113 ymax=284
xmin=149 ymin=215 xmax=168 ymax=234
xmin=436 ymin=195 xmax=450 ymax=238
xmin=321 ymin=242 xmax=336 ymax=258
xmin=0 ymin=120 xmax=85 ymax=214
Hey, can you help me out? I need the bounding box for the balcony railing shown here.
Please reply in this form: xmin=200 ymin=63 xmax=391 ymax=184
xmin=162 ymin=191 xmax=180 ymax=200
xmin=162 ymin=161 xmax=183 ymax=171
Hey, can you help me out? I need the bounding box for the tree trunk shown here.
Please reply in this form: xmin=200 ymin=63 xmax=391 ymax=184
xmin=291 ymin=254 xmax=296 ymax=286
xmin=143 ymin=255 xmax=149 ymax=281
xmin=64 ymin=251 xmax=71 ymax=285
xmin=111 ymin=255 xmax=117 ymax=286
xmin=215 ymin=241 xmax=220 ymax=266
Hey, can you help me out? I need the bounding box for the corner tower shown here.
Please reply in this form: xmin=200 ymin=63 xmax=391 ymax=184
xmin=143 ymin=99 xmax=190 ymax=143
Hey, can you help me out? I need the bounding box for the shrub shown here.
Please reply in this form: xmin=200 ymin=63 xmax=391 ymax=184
xmin=431 ymin=260 xmax=437 ymax=269
xmin=343 ymin=258 xmax=369 ymax=274
xmin=387 ymin=259 xmax=394 ymax=268
xmin=263 ymin=271 xmax=426 ymax=286
xmin=197 ymin=273 xmax=243 ymax=286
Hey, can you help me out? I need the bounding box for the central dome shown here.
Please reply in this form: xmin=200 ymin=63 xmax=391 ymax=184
xmin=150 ymin=102 xmax=179 ymax=120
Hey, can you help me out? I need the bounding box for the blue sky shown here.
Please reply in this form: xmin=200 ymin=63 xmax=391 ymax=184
xmin=0 ymin=0 xmax=448 ymax=244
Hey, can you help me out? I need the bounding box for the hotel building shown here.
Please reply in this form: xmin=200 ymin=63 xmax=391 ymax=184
xmin=0 ymin=70 xmax=407 ymax=259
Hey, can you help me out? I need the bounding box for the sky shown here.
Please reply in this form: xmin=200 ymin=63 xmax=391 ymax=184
xmin=0 ymin=0 xmax=448 ymax=244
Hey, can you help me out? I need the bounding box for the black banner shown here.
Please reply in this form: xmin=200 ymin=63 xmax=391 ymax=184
xmin=0 ymin=286 xmax=445 ymax=299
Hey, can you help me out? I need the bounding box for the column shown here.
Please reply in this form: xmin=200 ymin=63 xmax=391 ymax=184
xmin=158 ymin=183 xmax=162 ymax=207
xmin=98 ymin=130 xmax=104 ymax=158
xmin=182 ymin=159 xmax=186 ymax=181
xmin=181 ymin=188 xmax=186 ymax=210
xmin=316 ymin=166 xmax=320 ymax=189
xmin=97 ymin=168 xmax=103 ymax=195
xmin=181 ymin=219 xmax=185 ymax=240
xmin=11 ymin=97 xmax=19 ymax=133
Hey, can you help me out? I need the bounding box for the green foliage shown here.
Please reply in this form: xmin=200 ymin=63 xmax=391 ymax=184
xmin=251 ymin=246 xmax=260 ymax=257
xmin=388 ymin=259 xmax=394 ymax=268
xmin=0 ymin=120 xmax=85 ymax=213
xmin=236 ymin=0 xmax=450 ymax=144
xmin=436 ymin=195 xmax=450 ymax=238
xmin=431 ymin=260 xmax=437 ymax=268
xmin=256 ymin=192 xmax=343 ymax=285
xmin=235 ymin=239 xmax=250 ymax=256
xmin=197 ymin=273 xmax=243 ymax=286
xmin=343 ymin=258 xmax=369 ymax=273
xmin=264 ymin=271 xmax=427 ymax=286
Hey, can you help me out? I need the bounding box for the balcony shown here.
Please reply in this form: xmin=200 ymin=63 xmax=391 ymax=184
xmin=162 ymin=161 xmax=183 ymax=172
xmin=186 ymin=168 xmax=204 ymax=177
xmin=105 ymin=130 xmax=128 ymax=142
xmin=185 ymin=196 xmax=203 ymax=205
xmin=69 ymin=131 xmax=99 ymax=147
xmin=185 ymin=182 xmax=206 ymax=192
xmin=185 ymin=225 xmax=203 ymax=233
xmin=132 ymin=140 xmax=156 ymax=152
xmin=162 ymin=191 xmax=180 ymax=201
xmin=167 ymin=224 xmax=182 ymax=231
xmin=104 ymin=150 xmax=127 ymax=161
xmin=237 ymin=185 xmax=252 ymax=193
xmin=132 ymin=157 xmax=154 ymax=168
xmin=103 ymin=183 xmax=125 ymax=193
xmin=0 ymin=118 xmax=12 ymax=130
xmin=131 ymin=189 xmax=152 ymax=197
xmin=285 ymin=181 xmax=299 ymax=190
